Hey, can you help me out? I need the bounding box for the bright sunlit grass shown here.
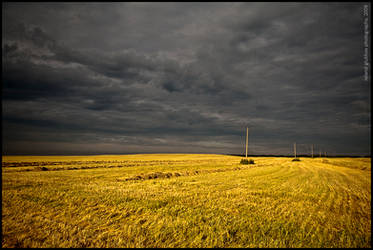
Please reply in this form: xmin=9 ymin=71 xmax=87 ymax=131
xmin=2 ymin=154 xmax=371 ymax=247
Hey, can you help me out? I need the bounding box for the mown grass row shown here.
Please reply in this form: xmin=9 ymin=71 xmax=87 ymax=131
xmin=2 ymin=154 xmax=237 ymax=173
xmin=2 ymin=155 xmax=371 ymax=247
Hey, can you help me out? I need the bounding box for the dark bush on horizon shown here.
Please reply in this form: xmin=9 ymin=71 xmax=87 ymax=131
xmin=240 ymin=159 xmax=255 ymax=164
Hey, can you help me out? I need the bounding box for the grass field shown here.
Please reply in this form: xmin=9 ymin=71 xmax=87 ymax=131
xmin=1 ymin=154 xmax=371 ymax=248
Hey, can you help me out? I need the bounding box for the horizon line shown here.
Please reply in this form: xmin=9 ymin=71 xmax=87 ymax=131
xmin=2 ymin=153 xmax=371 ymax=158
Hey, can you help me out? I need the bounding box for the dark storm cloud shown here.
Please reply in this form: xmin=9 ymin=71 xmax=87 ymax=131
xmin=2 ymin=2 xmax=370 ymax=155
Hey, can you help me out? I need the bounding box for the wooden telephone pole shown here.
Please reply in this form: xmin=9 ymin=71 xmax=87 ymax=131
xmin=294 ymin=142 xmax=297 ymax=158
xmin=245 ymin=127 xmax=248 ymax=158
xmin=311 ymin=144 xmax=314 ymax=158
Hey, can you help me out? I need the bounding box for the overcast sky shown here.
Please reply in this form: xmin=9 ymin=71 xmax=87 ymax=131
xmin=2 ymin=2 xmax=371 ymax=156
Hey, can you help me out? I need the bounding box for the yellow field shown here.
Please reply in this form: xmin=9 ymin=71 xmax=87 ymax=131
xmin=1 ymin=154 xmax=371 ymax=247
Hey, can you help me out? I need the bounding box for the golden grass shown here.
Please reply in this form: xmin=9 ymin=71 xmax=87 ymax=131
xmin=2 ymin=154 xmax=371 ymax=247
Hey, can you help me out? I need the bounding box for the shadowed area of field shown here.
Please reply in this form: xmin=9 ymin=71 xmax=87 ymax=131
xmin=2 ymin=154 xmax=371 ymax=247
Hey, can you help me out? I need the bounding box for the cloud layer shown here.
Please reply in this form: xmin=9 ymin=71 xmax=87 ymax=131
xmin=2 ymin=2 xmax=370 ymax=155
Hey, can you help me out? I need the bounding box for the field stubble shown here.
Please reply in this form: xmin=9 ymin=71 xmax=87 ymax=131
xmin=1 ymin=154 xmax=371 ymax=247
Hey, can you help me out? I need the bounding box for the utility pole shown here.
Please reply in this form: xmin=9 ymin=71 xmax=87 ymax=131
xmin=245 ymin=127 xmax=248 ymax=158
xmin=319 ymin=149 xmax=321 ymax=158
xmin=311 ymin=144 xmax=314 ymax=158
xmin=294 ymin=142 xmax=297 ymax=158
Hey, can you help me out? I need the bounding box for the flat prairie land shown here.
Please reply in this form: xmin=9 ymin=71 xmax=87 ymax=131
xmin=1 ymin=154 xmax=371 ymax=248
